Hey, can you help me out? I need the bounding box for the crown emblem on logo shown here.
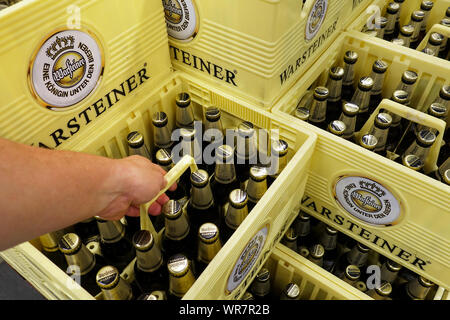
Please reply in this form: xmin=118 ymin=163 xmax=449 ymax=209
xmin=46 ymin=35 xmax=75 ymax=60
xmin=163 ymin=0 xmax=182 ymax=16
xmin=359 ymin=180 xmax=386 ymax=198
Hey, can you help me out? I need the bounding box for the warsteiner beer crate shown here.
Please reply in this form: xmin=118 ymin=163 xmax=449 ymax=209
xmin=272 ymin=31 xmax=450 ymax=293
xmin=163 ymin=0 xmax=371 ymax=110
xmin=0 ymin=0 xmax=318 ymax=300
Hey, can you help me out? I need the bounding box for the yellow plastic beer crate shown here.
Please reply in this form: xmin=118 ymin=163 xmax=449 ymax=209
xmin=272 ymin=31 xmax=450 ymax=292
xmin=164 ymin=0 xmax=371 ymax=110
xmin=0 ymin=0 xmax=318 ymax=300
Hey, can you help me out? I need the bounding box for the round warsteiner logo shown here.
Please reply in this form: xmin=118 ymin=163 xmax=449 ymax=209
xmin=305 ymin=0 xmax=328 ymax=41
xmin=226 ymin=226 xmax=268 ymax=294
xmin=162 ymin=0 xmax=198 ymax=41
xmin=334 ymin=176 xmax=401 ymax=226
xmin=30 ymin=29 xmax=103 ymax=110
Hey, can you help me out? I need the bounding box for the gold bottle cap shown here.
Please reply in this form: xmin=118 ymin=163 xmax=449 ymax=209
xmin=372 ymin=60 xmax=388 ymax=74
xmin=360 ymin=134 xmax=379 ymax=151
xmin=386 ymin=2 xmax=400 ymax=14
xmin=420 ymin=0 xmax=433 ymax=11
xmin=375 ymin=281 xmax=393 ymax=296
xmin=342 ymin=102 xmax=360 ymax=116
xmin=325 ymin=225 xmax=337 ymax=235
xmin=411 ymin=10 xmax=425 ymax=22
xmin=152 ymin=111 xmax=168 ymax=127
xmin=250 ymin=166 xmax=268 ymax=182
xmin=400 ymin=24 xmax=415 ymax=36
xmin=384 ymin=259 xmax=402 ymax=272
xmin=439 ymin=85 xmax=450 ymax=100
xmin=127 ymin=131 xmax=145 ymax=148
xmin=374 ymin=113 xmax=393 ymax=129
xmin=428 ymin=103 xmax=447 ymax=119
xmin=58 ymin=233 xmax=82 ymax=255
xmin=402 ymin=71 xmax=418 ymax=85
xmin=294 ymin=106 xmax=310 ymax=121
xmin=155 ymin=148 xmax=173 ymax=166
xmin=329 ymin=66 xmax=345 ymax=80
xmin=328 ymin=120 xmax=347 ymax=136
xmin=229 ymin=189 xmax=248 ymax=208
xmin=344 ymin=51 xmax=358 ymax=64
xmin=391 ymin=90 xmax=409 ymax=105
xmin=416 ymin=129 xmax=436 ymax=147
xmin=282 ymin=283 xmax=300 ymax=300
xmin=190 ymin=169 xmax=209 ymax=187
xmin=95 ymin=218 xmax=126 ymax=243
xmin=310 ymin=244 xmax=325 ymax=259
xmin=403 ymin=154 xmax=425 ymax=171
xmin=198 ymin=223 xmax=220 ymax=244
xmin=96 ymin=265 xmax=120 ymax=289
xmin=176 ymin=92 xmax=191 ymax=108
xmin=205 ymin=106 xmax=221 ymax=122
xmin=429 ymin=33 xmax=444 ymax=46
xmin=298 ymin=211 xmax=311 ymax=221
xmin=167 ymin=254 xmax=190 ymax=277
xmin=345 ymin=265 xmax=361 ymax=281
xmin=132 ymin=230 xmax=155 ymax=252
xmin=418 ymin=276 xmax=434 ymax=287
xmin=313 ymin=86 xmax=329 ymax=101
xmin=162 ymin=200 xmax=183 ymax=220
xmin=357 ymin=77 xmax=374 ymax=91
xmin=375 ymin=16 xmax=388 ymax=28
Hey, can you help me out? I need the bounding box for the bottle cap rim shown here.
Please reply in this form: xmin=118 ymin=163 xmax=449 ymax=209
xmin=96 ymin=266 xmax=120 ymax=289
xmin=58 ymin=233 xmax=81 ymax=255
xmin=176 ymin=92 xmax=191 ymax=108
xmin=127 ymin=131 xmax=145 ymax=148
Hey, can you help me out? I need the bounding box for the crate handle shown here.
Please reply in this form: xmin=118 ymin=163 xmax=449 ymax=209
xmin=139 ymin=155 xmax=198 ymax=232
xmin=356 ymin=98 xmax=446 ymax=173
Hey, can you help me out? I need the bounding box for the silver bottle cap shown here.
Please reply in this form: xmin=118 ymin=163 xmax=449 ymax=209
xmin=342 ymin=102 xmax=360 ymax=116
xmin=175 ymin=92 xmax=194 ymax=128
xmin=133 ymin=230 xmax=163 ymax=273
xmin=441 ymin=18 xmax=450 ymax=27
xmin=294 ymin=106 xmax=310 ymax=121
xmin=443 ymin=169 xmax=450 ymax=185
xmin=357 ymin=76 xmax=374 ymax=91
xmin=127 ymin=131 xmax=145 ymax=148
xmin=132 ymin=230 xmax=155 ymax=252
xmin=329 ymin=66 xmax=345 ymax=80
xmin=375 ymin=281 xmax=393 ymax=297
xmin=310 ymin=244 xmax=325 ymax=259
xmin=198 ymin=223 xmax=220 ymax=244
xmin=403 ymin=154 xmax=425 ymax=171
xmin=402 ymin=71 xmax=418 ymax=85
xmin=345 ymin=265 xmax=361 ymax=281
xmin=237 ymin=121 xmax=255 ymax=137
xmin=250 ymin=166 xmax=268 ymax=182
xmin=282 ymin=283 xmax=300 ymax=300
xmin=392 ymin=90 xmax=409 ymax=105
xmin=428 ymin=103 xmax=447 ymax=119
xmin=372 ymin=60 xmax=388 ymax=74
xmin=411 ymin=10 xmax=425 ymax=22
xmin=439 ymin=85 xmax=450 ymax=100
xmin=215 ymin=144 xmax=236 ymax=183
xmin=313 ymin=86 xmax=329 ymax=101
xmin=176 ymin=92 xmax=191 ymax=108
xmin=96 ymin=266 xmax=121 ymax=289
xmin=163 ymin=199 xmax=183 ymax=220
xmin=58 ymin=232 xmax=82 ymax=255
xmin=386 ymin=2 xmax=400 ymax=14
xmin=167 ymin=254 xmax=190 ymax=277
xmin=328 ymin=120 xmax=347 ymax=136
xmin=343 ymin=51 xmax=358 ymax=64
xmin=190 ymin=169 xmax=209 ymax=187
xmin=386 ymin=259 xmax=402 ymax=272
xmin=420 ymin=1 xmax=433 ymax=11
xmin=400 ymin=24 xmax=415 ymax=36
xmin=416 ymin=129 xmax=436 ymax=147
xmin=428 ymin=33 xmax=444 ymax=46
xmin=152 ymin=111 xmax=168 ymax=127
xmin=375 ymin=112 xmax=393 ymax=129
xmin=155 ymin=148 xmax=173 ymax=167
xmin=229 ymin=189 xmax=248 ymax=208
xmin=360 ymin=134 xmax=379 ymax=151
xmin=205 ymin=106 xmax=221 ymax=122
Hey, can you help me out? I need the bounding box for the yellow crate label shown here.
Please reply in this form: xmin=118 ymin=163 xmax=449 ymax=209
xmin=29 ymin=29 xmax=104 ymax=110
xmin=163 ymin=0 xmax=199 ymax=41
xmin=334 ymin=176 xmax=401 ymax=226
xmin=305 ymin=0 xmax=328 ymax=41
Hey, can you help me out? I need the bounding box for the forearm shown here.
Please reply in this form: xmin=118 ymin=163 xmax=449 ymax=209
xmin=0 ymin=138 xmax=126 ymax=250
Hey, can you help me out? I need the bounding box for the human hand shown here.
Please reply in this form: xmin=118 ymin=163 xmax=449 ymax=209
xmin=95 ymin=155 xmax=177 ymax=221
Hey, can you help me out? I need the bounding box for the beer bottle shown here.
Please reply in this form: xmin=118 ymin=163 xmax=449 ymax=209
xmin=132 ymin=230 xmax=168 ymax=294
xmin=167 ymin=253 xmax=196 ymax=300
xmin=39 ymin=231 xmax=67 ymax=271
xmin=369 ymin=112 xmax=393 ymax=157
xmin=374 ymin=16 xmax=388 ymax=39
xmin=409 ymin=10 xmax=426 ymax=49
xmin=281 ymin=227 xmax=298 ymax=253
xmin=280 ymin=283 xmax=301 ymax=300
xmin=177 ymin=127 xmax=205 ymax=186
xmin=386 ymin=90 xmax=410 ymax=155
xmin=339 ymin=102 xmax=360 ymax=141
xmin=325 ymin=67 xmax=345 ymax=124
xmin=399 ymin=129 xmax=436 ymax=172
xmin=196 ymin=223 xmax=222 ymax=276
xmin=438 ymin=18 xmax=450 ymax=59
xmin=137 ymin=291 xmax=167 ymax=300
xmin=396 ymin=71 xmax=418 ymax=100
xmin=334 ymin=243 xmax=370 ymax=279
xmin=210 ymin=144 xmax=240 ymax=214
xmin=73 ymin=217 xmax=100 ymax=245
xmin=250 ymin=268 xmax=272 ymax=301
xmin=127 ymin=131 xmax=152 ymax=161
xmin=95 ymin=217 xmax=135 ymax=272
xmin=96 ymin=265 xmax=134 ymax=300
xmin=161 ymin=200 xmax=196 ymax=261
xmin=294 ymin=91 xmax=313 ymax=121
xmin=235 ymin=121 xmax=259 ymax=187
xmin=246 ymin=166 xmax=268 ymax=212
xmin=341 ymin=51 xmax=359 ymax=102
xmin=187 ymin=169 xmax=221 ymax=232
xmin=433 ymin=84 xmax=450 ymax=108
xmin=203 ymin=106 xmax=224 ymax=175
xmin=383 ymin=2 xmax=401 ymax=42
xmin=221 ymin=189 xmax=249 ymax=244
xmin=175 ymin=92 xmax=195 ymax=129
xmin=368 ymin=60 xmax=389 ymax=115
xmin=320 ymin=225 xmax=339 ymax=273
xmin=418 ymin=1 xmax=435 ymax=44
xmin=359 ymin=134 xmax=379 ymax=153
xmin=397 ymin=24 xmax=415 ymax=48
xmin=295 ymin=211 xmax=313 ymax=251
xmin=308 ymin=244 xmax=325 ymax=267
xmin=394 ymin=275 xmax=434 ymax=300
xmin=59 ymin=233 xmax=106 ymax=296
xmin=294 ymin=106 xmax=310 ymax=123
xmin=267 ymin=139 xmax=289 ymax=187
xmin=423 ymin=33 xmax=445 ymax=57
xmin=327 ymin=120 xmax=347 ymax=138
xmin=380 ymin=259 xmax=402 ymax=284
xmin=352 ymin=76 xmax=375 ymax=132
xmin=366 ymin=281 xmax=393 ymax=300
xmin=393 ymin=0 xmax=405 ymax=38
xmin=309 ymin=86 xmax=330 ymax=131
xmin=152 ymin=111 xmax=173 ymax=157
xmin=339 ymin=265 xmax=361 ymax=287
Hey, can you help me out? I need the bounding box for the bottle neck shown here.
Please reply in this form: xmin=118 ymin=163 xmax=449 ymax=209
xmin=40 ymin=231 xmax=64 ymax=253
xmin=309 ymin=98 xmax=327 ymax=124
xmin=176 ymin=105 xmax=195 ymax=129
xmin=225 ymin=204 xmax=248 ymax=230
xmin=403 ymin=140 xmax=432 ymax=163
xmin=346 ymin=246 xmax=369 ymax=267
xmin=204 ymin=118 xmax=224 ymax=142
xmin=351 ymin=88 xmax=371 ymax=113
xmin=295 ymin=218 xmax=310 ymax=237
xmin=369 ymin=125 xmax=389 ymax=152
xmin=136 ymin=245 xmax=164 ymax=273
xmin=198 ymin=238 xmax=222 ymax=265
xmin=214 ymin=160 xmax=237 ymax=184
xmin=326 ymin=77 xmax=343 ymax=102
xmin=164 ymin=212 xmax=190 ymax=241
xmin=410 ymin=19 xmax=423 ymax=42
xmin=191 ymin=182 xmax=215 ymax=210
xmin=398 ymin=32 xmax=412 ymax=47
xmin=128 ymin=143 xmax=151 ymax=160
xmin=63 ymin=244 xmax=96 ymax=276
xmin=370 ymin=71 xmax=386 ymax=96
xmin=407 ymin=278 xmax=432 ymax=300
xmin=154 ymin=125 xmax=173 ymax=149
xmin=236 ymin=135 xmax=258 ymax=163
xmin=343 ymin=63 xmax=355 ymax=86
xmin=169 ymin=268 xmax=196 ymax=298
xmin=384 ymin=11 xmax=397 ymax=35
xmin=247 ymin=177 xmax=267 ymax=203
xmin=339 ymin=113 xmax=357 ymax=140
xmin=320 ymin=232 xmax=337 ymax=251
xmin=97 ymin=220 xmax=126 ymax=244
xmin=101 ymin=277 xmax=133 ymax=300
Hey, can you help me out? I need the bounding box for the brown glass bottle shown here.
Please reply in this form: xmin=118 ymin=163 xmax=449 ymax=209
xmin=196 ymin=223 xmax=222 ymax=276
xmin=267 ymin=139 xmax=289 ymax=187
xmin=39 ymin=231 xmax=68 ymax=271
xmin=334 ymin=243 xmax=370 ymax=279
xmin=325 ymin=67 xmax=345 ymax=124
xmin=96 ymin=265 xmax=134 ymax=300
xmin=409 ymin=10 xmax=426 ymax=49
xmin=246 ymin=166 xmax=268 ymax=212
xmin=281 ymin=227 xmax=298 ymax=253
xmin=221 ymin=189 xmax=249 ymax=244
xmin=352 ymin=76 xmax=375 ymax=132
xmin=397 ymin=24 xmax=415 ymax=48
xmin=152 ymin=111 xmax=173 ymax=158
xmin=309 ymin=86 xmax=330 ymax=130
xmin=203 ymin=106 xmax=224 ymax=176
xmin=418 ymin=1 xmax=434 ymax=45
xmin=167 ymin=254 xmax=196 ymax=300
xmin=385 ymin=90 xmax=410 ymax=155
xmin=383 ymin=2 xmax=400 ymax=41
xmin=341 ymin=51 xmax=359 ymax=102
xmin=250 ymin=268 xmax=272 ymax=301
xmin=366 ymin=281 xmax=393 ymax=300
xmin=235 ymin=121 xmax=259 ymax=187
xmin=398 ymin=129 xmax=436 ymax=173
xmin=339 ymin=102 xmax=360 ymax=141
xmin=175 ymin=92 xmax=195 ymax=129
xmin=368 ymin=60 xmax=389 ymax=116
xmin=369 ymin=112 xmax=393 ymax=157
xmin=320 ymin=225 xmax=339 ymax=273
